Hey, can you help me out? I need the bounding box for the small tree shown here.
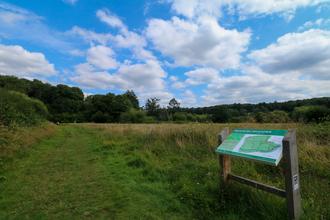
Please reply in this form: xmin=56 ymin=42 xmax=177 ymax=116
xmin=144 ymin=97 xmax=161 ymax=118
xmin=168 ymin=98 xmax=180 ymax=114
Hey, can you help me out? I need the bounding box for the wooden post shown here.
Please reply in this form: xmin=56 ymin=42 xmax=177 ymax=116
xmin=218 ymin=127 xmax=231 ymax=182
xmin=283 ymin=129 xmax=301 ymax=219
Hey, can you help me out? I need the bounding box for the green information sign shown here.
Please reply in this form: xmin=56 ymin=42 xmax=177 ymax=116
xmin=215 ymin=129 xmax=287 ymax=166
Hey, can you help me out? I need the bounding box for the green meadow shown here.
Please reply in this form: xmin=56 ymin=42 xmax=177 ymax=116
xmin=0 ymin=122 xmax=329 ymax=219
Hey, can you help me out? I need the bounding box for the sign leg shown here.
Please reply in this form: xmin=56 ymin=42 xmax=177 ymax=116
xmin=218 ymin=127 xmax=231 ymax=183
xmin=283 ymin=129 xmax=301 ymax=219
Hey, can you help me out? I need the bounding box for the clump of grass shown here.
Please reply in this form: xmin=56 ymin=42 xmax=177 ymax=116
xmin=0 ymin=122 xmax=57 ymax=178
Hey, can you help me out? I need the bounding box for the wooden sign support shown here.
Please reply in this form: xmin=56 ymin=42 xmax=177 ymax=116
xmin=218 ymin=127 xmax=301 ymax=219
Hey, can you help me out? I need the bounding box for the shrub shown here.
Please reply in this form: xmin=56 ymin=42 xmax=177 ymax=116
xmin=304 ymin=106 xmax=330 ymax=123
xmin=173 ymin=112 xmax=187 ymax=121
xmin=186 ymin=113 xmax=196 ymax=121
xmin=91 ymin=111 xmax=107 ymax=123
xmin=0 ymin=88 xmax=48 ymax=126
xmin=292 ymin=106 xmax=330 ymax=123
xmin=119 ymin=108 xmax=146 ymax=123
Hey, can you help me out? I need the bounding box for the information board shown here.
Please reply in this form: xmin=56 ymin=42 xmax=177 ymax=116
xmin=215 ymin=129 xmax=287 ymax=166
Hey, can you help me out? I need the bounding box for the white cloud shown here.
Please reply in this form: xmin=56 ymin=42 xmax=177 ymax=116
xmin=83 ymin=92 xmax=93 ymax=99
xmin=69 ymin=49 xmax=85 ymax=56
xmin=172 ymin=67 xmax=219 ymax=89
xmin=201 ymin=64 xmax=330 ymax=105
xmin=86 ymin=45 xmax=119 ymax=70
xmin=116 ymin=60 xmax=167 ymax=91
xmin=0 ymin=44 xmax=58 ymax=77
xmin=169 ymin=76 xmax=178 ymax=81
xmin=180 ymin=89 xmax=196 ymax=106
xmin=0 ymin=3 xmax=72 ymax=52
xmin=0 ymin=11 xmax=26 ymax=25
xmin=96 ymin=9 xmax=125 ymax=29
xmin=165 ymin=0 xmax=329 ymax=20
xmin=62 ymin=0 xmax=78 ymax=5
xmin=248 ymin=29 xmax=330 ymax=80
xmin=316 ymin=4 xmax=330 ymax=12
xmin=70 ymin=9 xmax=155 ymax=60
xmin=298 ymin=18 xmax=329 ymax=30
xmin=138 ymin=91 xmax=174 ymax=106
xmin=70 ymin=60 xmax=167 ymax=92
xmin=145 ymin=16 xmax=251 ymax=70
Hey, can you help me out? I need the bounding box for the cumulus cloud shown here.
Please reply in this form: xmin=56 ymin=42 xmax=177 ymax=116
xmin=169 ymin=76 xmax=178 ymax=81
xmin=70 ymin=60 xmax=167 ymax=92
xmin=165 ymin=0 xmax=329 ymax=20
xmin=0 ymin=44 xmax=58 ymax=77
xmin=86 ymin=45 xmax=119 ymax=70
xmin=138 ymin=91 xmax=174 ymax=106
xmin=248 ymin=29 xmax=330 ymax=80
xmin=172 ymin=67 xmax=219 ymax=89
xmin=146 ymin=16 xmax=251 ymax=70
xmin=70 ymin=9 xmax=155 ymax=60
xmin=180 ymin=89 xmax=196 ymax=106
xmin=201 ymin=64 xmax=330 ymax=105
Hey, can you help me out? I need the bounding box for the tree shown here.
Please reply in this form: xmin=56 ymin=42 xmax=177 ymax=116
xmin=124 ymin=90 xmax=139 ymax=110
xmin=168 ymin=98 xmax=180 ymax=114
xmin=212 ymin=106 xmax=230 ymax=123
xmin=144 ymin=97 xmax=161 ymax=118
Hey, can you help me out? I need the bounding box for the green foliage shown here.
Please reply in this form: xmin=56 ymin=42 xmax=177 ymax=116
xmin=0 ymin=88 xmax=48 ymax=126
xmin=91 ymin=111 xmax=108 ymax=123
xmin=112 ymin=95 xmax=133 ymax=120
xmin=304 ymin=106 xmax=330 ymax=123
xmin=212 ymin=106 xmax=230 ymax=123
xmin=119 ymin=108 xmax=146 ymax=123
xmin=186 ymin=113 xmax=196 ymax=121
xmin=292 ymin=106 xmax=330 ymax=123
xmin=124 ymin=90 xmax=139 ymax=110
xmin=173 ymin=112 xmax=187 ymax=121
xmin=168 ymin=98 xmax=181 ymax=114
xmin=144 ymin=97 xmax=161 ymax=118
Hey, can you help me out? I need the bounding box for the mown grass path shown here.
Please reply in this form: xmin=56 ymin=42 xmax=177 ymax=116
xmin=0 ymin=125 xmax=143 ymax=220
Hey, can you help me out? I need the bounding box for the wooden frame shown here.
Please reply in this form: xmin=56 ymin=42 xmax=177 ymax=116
xmin=218 ymin=127 xmax=301 ymax=219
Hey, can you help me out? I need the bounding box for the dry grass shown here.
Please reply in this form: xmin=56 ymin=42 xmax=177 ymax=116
xmin=77 ymin=122 xmax=328 ymax=163
xmin=0 ymin=122 xmax=58 ymax=157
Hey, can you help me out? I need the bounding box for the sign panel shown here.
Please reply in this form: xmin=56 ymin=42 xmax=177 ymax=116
xmin=215 ymin=129 xmax=287 ymax=166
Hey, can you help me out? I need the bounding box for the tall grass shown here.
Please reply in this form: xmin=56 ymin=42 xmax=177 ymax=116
xmin=77 ymin=122 xmax=329 ymax=219
xmin=0 ymin=122 xmax=58 ymax=180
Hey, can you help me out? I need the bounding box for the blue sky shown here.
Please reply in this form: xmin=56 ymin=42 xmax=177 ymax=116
xmin=1 ymin=0 xmax=330 ymax=107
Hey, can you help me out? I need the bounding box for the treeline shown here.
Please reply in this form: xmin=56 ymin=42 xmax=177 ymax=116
xmin=1 ymin=75 xmax=330 ymax=125
xmin=0 ymin=75 xmax=138 ymax=124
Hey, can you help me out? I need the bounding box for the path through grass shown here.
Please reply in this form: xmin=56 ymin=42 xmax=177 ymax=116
xmin=0 ymin=125 xmax=179 ymax=219
xmin=1 ymin=123 xmax=329 ymax=219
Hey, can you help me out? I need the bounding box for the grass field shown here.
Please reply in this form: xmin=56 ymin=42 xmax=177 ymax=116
xmin=0 ymin=122 xmax=329 ymax=219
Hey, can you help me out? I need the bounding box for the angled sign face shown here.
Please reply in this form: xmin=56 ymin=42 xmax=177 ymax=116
xmin=215 ymin=129 xmax=287 ymax=166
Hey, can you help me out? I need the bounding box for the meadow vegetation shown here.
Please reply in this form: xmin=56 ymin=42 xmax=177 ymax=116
xmin=1 ymin=122 xmax=329 ymax=219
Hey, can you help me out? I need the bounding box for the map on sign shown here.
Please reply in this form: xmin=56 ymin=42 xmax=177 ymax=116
xmin=215 ymin=129 xmax=287 ymax=166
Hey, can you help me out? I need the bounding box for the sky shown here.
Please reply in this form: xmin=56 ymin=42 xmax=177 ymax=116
xmin=1 ymin=0 xmax=330 ymax=107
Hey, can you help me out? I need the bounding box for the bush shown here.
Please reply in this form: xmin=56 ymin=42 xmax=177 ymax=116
xmin=119 ymin=108 xmax=146 ymax=123
xmin=269 ymin=110 xmax=290 ymax=123
xmin=0 ymin=88 xmax=48 ymax=126
xmin=292 ymin=106 xmax=330 ymax=123
xmin=186 ymin=113 xmax=196 ymax=121
xmin=91 ymin=111 xmax=107 ymax=123
xmin=143 ymin=116 xmax=156 ymax=123
xmin=173 ymin=112 xmax=187 ymax=121
xmin=304 ymin=106 xmax=330 ymax=123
